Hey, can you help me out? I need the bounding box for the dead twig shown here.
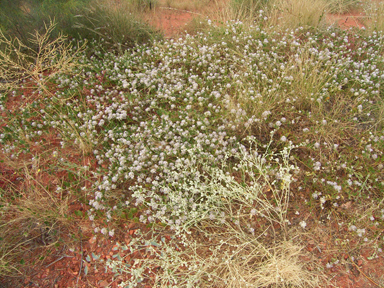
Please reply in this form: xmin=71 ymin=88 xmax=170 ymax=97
xmin=46 ymin=255 xmax=74 ymax=268
xmin=349 ymin=256 xmax=383 ymax=288
xmin=76 ymin=229 xmax=84 ymax=288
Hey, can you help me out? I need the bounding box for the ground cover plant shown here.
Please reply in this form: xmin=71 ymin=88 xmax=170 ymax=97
xmin=1 ymin=0 xmax=384 ymax=287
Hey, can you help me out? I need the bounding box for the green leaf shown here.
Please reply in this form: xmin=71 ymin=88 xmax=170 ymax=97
xmin=68 ymin=171 xmax=74 ymax=181
xmin=112 ymin=254 xmax=121 ymax=260
xmin=91 ymin=252 xmax=100 ymax=260
xmin=74 ymin=210 xmax=83 ymax=217
xmin=150 ymin=241 xmax=159 ymax=247
xmin=126 ymin=208 xmax=138 ymax=219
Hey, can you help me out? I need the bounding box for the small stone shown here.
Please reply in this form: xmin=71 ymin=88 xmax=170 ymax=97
xmin=357 ymin=259 xmax=363 ymax=266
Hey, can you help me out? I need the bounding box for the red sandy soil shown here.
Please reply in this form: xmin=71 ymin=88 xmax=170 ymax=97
xmin=150 ymin=7 xmax=195 ymax=38
xmin=1 ymin=4 xmax=384 ymax=288
xmin=326 ymin=12 xmax=365 ymax=30
xmin=326 ymin=7 xmax=367 ymax=30
xmin=151 ymin=4 xmax=368 ymax=39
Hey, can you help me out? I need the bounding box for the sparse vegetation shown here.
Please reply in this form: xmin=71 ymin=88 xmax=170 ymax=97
xmin=1 ymin=0 xmax=384 ymax=287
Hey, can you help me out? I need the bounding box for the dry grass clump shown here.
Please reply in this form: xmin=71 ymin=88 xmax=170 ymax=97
xmin=216 ymin=0 xmax=329 ymax=30
xmin=362 ymin=0 xmax=384 ymax=33
xmin=73 ymin=0 xmax=162 ymax=52
xmin=0 ymin=165 xmax=72 ymax=278
xmin=230 ymin=0 xmax=270 ymax=22
xmin=270 ymin=0 xmax=329 ymax=30
xmin=210 ymin=0 xmax=272 ymax=26
xmin=203 ymin=238 xmax=320 ymax=288
xmin=0 ymin=0 xmax=162 ymax=56
xmin=0 ymin=22 xmax=86 ymax=277
xmin=326 ymin=0 xmax=362 ymax=14
xmin=0 ymin=20 xmax=85 ymax=93
xmin=107 ymin=213 xmax=322 ymax=287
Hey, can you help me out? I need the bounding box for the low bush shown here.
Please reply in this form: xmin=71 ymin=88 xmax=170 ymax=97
xmin=0 ymin=0 xmax=162 ymax=54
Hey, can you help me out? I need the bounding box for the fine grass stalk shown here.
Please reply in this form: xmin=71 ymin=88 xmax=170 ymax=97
xmin=363 ymin=1 xmax=384 ymax=34
xmin=326 ymin=0 xmax=362 ymax=14
xmin=271 ymin=0 xmax=329 ymax=30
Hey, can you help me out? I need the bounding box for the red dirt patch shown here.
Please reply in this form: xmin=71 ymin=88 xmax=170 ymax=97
xmin=149 ymin=8 xmax=195 ymax=38
xmin=326 ymin=12 xmax=366 ymax=30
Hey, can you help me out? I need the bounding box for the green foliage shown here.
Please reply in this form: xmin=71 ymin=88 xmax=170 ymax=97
xmin=73 ymin=0 xmax=162 ymax=53
xmin=0 ymin=0 xmax=90 ymax=50
xmin=0 ymin=0 xmax=162 ymax=54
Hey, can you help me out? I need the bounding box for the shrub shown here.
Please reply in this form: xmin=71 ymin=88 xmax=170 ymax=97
xmin=0 ymin=0 xmax=162 ymax=54
xmin=0 ymin=20 xmax=86 ymax=279
xmin=0 ymin=0 xmax=90 ymax=50
xmin=73 ymin=0 xmax=162 ymax=53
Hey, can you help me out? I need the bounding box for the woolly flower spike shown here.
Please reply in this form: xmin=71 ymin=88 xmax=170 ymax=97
xmin=299 ymin=221 xmax=307 ymax=229
xmin=261 ymin=110 xmax=271 ymax=119
xmin=313 ymin=161 xmax=321 ymax=171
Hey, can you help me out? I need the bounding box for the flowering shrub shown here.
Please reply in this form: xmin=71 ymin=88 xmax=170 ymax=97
xmin=105 ymin=140 xmax=316 ymax=287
